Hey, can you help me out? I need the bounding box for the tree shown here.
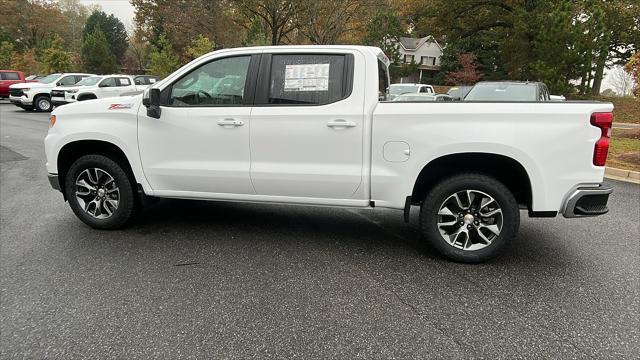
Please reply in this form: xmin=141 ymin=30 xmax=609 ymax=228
xmin=608 ymin=66 xmax=634 ymax=97
xmin=364 ymin=9 xmax=404 ymax=59
xmin=10 ymin=49 xmax=42 ymax=75
xmin=81 ymin=27 xmax=118 ymax=74
xmin=124 ymin=30 xmax=150 ymax=74
xmin=0 ymin=0 xmax=69 ymax=51
xmin=294 ymin=1 xmax=379 ymax=45
xmin=446 ymin=54 xmax=481 ymax=85
xmin=131 ymin=0 xmax=242 ymax=54
xmin=0 ymin=41 xmax=14 ymax=68
xmin=231 ymin=0 xmax=297 ymax=45
xmin=42 ymin=35 xmax=74 ymax=73
xmin=83 ymin=10 xmax=128 ymax=64
xmin=184 ymin=35 xmax=215 ymax=61
xmin=148 ymin=35 xmax=179 ymax=78
xmin=624 ymin=52 xmax=639 ymax=97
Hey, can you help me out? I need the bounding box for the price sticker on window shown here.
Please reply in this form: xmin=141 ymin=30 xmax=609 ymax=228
xmin=284 ymin=64 xmax=330 ymax=92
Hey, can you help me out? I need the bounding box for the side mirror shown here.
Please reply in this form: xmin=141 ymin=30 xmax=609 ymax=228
xmin=145 ymin=88 xmax=162 ymax=119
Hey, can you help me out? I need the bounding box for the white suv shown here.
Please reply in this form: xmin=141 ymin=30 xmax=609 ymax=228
xmin=9 ymin=73 xmax=94 ymax=111
xmin=51 ymin=75 xmax=139 ymax=106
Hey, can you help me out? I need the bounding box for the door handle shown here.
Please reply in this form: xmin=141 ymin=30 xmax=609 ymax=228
xmin=327 ymin=119 xmax=356 ymax=128
xmin=217 ymin=118 xmax=244 ymax=127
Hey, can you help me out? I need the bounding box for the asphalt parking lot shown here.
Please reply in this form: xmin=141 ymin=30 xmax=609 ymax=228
xmin=1 ymin=101 xmax=638 ymax=359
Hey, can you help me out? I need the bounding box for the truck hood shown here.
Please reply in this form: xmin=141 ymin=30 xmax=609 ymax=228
xmin=52 ymin=85 xmax=85 ymax=92
xmin=10 ymin=82 xmax=51 ymax=90
xmin=52 ymin=95 xmax=143 ymax=117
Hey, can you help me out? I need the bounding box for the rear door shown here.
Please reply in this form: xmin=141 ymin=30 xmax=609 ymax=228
xmin=249 ymin=51 xmax=365 ymax=199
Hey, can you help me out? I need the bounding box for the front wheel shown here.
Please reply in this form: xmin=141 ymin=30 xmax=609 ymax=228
xmin=34 ymin=95 xmax=52 ymax=112
xmin=420 ymin=173 xmax=520 ymax=263
xmin=65 ymin=154 xmax=137 ymax=229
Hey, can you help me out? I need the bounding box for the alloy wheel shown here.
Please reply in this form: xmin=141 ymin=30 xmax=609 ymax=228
xmin=75 ymin=168 xmax=120 ymax=219
xmin=436 ymin=189 xmax=503 ymax=251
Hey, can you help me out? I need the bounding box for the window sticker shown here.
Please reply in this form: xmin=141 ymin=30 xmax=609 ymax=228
xmin=119 ymin=78 xmax=131 ymax=86
xmin=284 ymin=64 xmax=330 ymax=92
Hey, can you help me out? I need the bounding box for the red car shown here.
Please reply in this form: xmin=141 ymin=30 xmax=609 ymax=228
xmin=0 ymin=70 xmax=32 ymax=98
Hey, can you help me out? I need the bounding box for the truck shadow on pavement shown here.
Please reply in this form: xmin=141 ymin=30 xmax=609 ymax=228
xmin=123 ymin=198 xmax=576 ymax=268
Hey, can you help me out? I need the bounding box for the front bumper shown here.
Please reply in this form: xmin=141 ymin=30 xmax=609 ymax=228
xmin=48 ymin=173 xmax=61 ymax=191
xmin=562 ymin=184 xmax=613 ymax=218
xmin=9 ymin=95 xmax=31 ymax=107
xmin=51 ymin=97 xmax=69 ymax=106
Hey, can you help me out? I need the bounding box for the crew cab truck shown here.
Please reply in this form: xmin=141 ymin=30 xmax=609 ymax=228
xmin=10 ymin=73 xmax=94 ymax=111
xmin=45 ymin=46 xmax=614 ymax=263
xmin=51 ymin=75 xmax=138 ymax=106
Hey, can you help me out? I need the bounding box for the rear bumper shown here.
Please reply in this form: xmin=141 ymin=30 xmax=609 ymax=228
xmin=562 ymin=184 xmax=613 ymax=218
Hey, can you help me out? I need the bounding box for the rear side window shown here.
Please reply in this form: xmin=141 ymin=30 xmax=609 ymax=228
xmin=266 ymin=54 xmax=350 ymax=105
xmin=117 ymin=77 xmax=131 ymax=86
xmin=378 ymin=60 xmax=389 ymax=101
xmin=1 ymin=72 xmax=20 ymax=80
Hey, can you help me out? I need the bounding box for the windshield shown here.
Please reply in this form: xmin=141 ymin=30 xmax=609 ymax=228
xmin=465 ymin=83 xmax=537 ymax=101
xmin=76 ymin=76 xmax=103 ymax=86
xmin=39 ymin=73 xmax=62 ymax=84
xmin=390 ymin=84 xmax=420 ymax=95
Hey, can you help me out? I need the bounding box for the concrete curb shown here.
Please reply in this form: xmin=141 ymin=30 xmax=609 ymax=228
xmin=605 ymin=167 xmax=640 ymax=184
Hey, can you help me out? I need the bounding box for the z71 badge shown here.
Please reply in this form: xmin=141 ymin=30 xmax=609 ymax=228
xmin=108 ymin=103 xmax=134 ymax=110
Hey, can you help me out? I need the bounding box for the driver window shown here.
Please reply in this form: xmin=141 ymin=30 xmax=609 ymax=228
xmin=169 ymin=56 xmax=251 ymax=106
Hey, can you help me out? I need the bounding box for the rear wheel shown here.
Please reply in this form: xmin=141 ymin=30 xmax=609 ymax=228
xmin=65 ymin=154 xmax=137 ymax=229
xmin=420 ymin=173 xmax=519 ymax=263
xmin=34 ymin=95 xmax=52 ymax=112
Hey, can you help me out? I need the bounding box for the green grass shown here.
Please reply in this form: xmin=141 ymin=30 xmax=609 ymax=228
xmin=609 ymin=128 xmax=640 ymax=171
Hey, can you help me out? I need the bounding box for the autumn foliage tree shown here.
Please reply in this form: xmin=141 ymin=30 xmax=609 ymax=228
xmin=624 ymin=52 xmax=640 ymax=97
xmin=446 ymin=54 xmax=481 ymax=85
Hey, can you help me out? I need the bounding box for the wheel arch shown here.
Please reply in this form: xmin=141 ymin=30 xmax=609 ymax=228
xmin=57 ymin=140 xmax=137 ymax=198
xmin=411 ymin=152 xmax=533 ymax=210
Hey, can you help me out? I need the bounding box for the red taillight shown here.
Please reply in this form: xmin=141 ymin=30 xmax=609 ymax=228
xmin=591 ymin=112 xmax=613 ymax=166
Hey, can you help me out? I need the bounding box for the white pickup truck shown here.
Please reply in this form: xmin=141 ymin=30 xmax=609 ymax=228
xmin=45 ymin=46 xmax=614 ymax=262
xmin=51 ymin=75 xmax=140 ymax=106
xmin=9 ymin=73 xmax=94 ymax=111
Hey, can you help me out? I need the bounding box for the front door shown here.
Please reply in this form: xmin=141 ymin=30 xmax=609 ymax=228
xmin=249 ymin=53 xmax=365 ymax=199
xmin=138 ymin=55 xmax=257 ymax=195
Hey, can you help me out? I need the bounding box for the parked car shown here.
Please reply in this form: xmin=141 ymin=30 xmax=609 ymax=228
xmin=550 ymin=95 xmax=566 ymax=101
xmin=1 ymin=70 xmax=34 ymax=99
xmin=9 ymin=73 xmax=94 ymax=111
xmin=389 ymin=83 xmax=434 ymax=100
xmin=46 ymin=45 xmax=613 ymax=263
xmin=464 ymin=81 xmax=551 ymax=101
xmin=447 ymin=86 xmax=473 ymax=101
xmin=51 ymin=75 xmax=138 ymax=106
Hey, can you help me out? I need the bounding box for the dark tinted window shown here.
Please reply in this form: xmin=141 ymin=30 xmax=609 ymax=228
xmin=378 ymin=59 xmax=389 ymax=101
xmin=75 ymin=75 xmax=89 ymax=83
xmin=169 ymin=56 xmax=251 ymax=106
xmin=267 ymin=54 xmax=347 ymax=105
xmin=1 ymin=72 xmax=20 ymax=80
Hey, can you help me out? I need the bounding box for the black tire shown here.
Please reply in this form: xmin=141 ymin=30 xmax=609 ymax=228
xmin=34 ymin=95 xmax=52 ymax=112
xmin=65 ymin=154 xmax=137 ymax=229
xmin=420 ymin=173 xmax=519 ymax=263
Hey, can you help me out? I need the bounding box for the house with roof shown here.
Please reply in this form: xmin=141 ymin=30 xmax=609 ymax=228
xmin=394 ymin=36 xmax=444 ymax=83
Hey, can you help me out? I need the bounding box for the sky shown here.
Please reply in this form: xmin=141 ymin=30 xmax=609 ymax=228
xmin=79 ymin=0 xmax=135 ymax=30
xmin=73 ymin=0 xmax=625 ymax=94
